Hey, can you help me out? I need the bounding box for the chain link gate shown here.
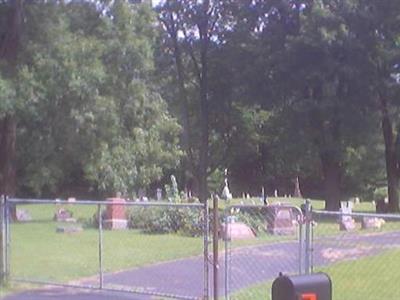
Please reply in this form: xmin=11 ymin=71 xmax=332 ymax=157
xmin=311 ymin=209 xmax=400 ymax=300
xmin=1 ymin=197 xmax=210 ymax=300
xmin=221 ymin=201 xmax=400 ymax=300
xmin=222 ymin=203 xmax=304 ymax=300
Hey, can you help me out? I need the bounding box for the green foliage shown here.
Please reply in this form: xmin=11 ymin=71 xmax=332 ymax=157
xmin=232 ymin=207 xmax=269 ymax=234
xmin=374 ymin=187 xmax=388 ymax=202
xmin=0 ymin=1 xmax=182 ymax=197
xmin=127 ymin=207 xmax=204 ymax=237
xmin=1 ymin=0 xmax=399 ymax=206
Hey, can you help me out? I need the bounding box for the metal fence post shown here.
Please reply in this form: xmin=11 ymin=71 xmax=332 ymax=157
xmin=203 ymin=201 xmax=209 ymax=300
xmin=5 ymin=196 xmax=10 ymax=280
xmin=212 ymin=195 xmax=219 ymax=300
xmin=98 ymin=204 xmax=104 ymax=289
xmin=298 ymin=217 xmax=303 ymax=275
xmin=0 ymin=195 xmax=5 ymax=286
xmin=224 ymin=207 xmax=230 ymax=300
xmin=304 ymin=199 xmax=312 ymax=275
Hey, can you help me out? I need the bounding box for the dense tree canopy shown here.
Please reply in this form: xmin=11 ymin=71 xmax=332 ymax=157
xmin=0 ymin=0 xmax=399 ymax=210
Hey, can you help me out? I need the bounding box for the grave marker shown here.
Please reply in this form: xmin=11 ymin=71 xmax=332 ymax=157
xmin=103 ymin=197 xmax=128 ymax=230
xmin=339 ymin=201 xmax=355 ymax=231
xmin=266 ymin=205 xmax=296 ymax=235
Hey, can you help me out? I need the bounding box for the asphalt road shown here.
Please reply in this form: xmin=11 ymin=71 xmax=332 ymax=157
xmin=4 ymin=231 xmax=400 ymax=300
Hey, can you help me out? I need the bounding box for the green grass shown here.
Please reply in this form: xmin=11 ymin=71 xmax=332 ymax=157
xmin=3 ymin=200 xmax=399 ymax=298
xmin=230 ymin=249 xmax=400 ymax=300
xmin=221 ymin=196 xmax=377 ymax=212
xmin=11 ymin=223 xmax=203 ymax=281
xmin=316 ymin=249 xmax=400 ymax=300
xmin=9 ymin=203 xmax=203 ymax=282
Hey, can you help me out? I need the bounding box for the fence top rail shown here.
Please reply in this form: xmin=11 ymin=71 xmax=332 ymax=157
xmin=7 ymin=198 xmax=205 ymax=208
xmin=225 ymin=203 xmax=303 ymax=216
xmin=313 ymin=209 xmax=400 ymax=220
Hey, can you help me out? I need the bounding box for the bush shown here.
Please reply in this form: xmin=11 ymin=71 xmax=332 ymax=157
xmin=127 ymin=207 xmax=204 ymax=237
xmin=226 ymin=207 xmax=267 ymax=234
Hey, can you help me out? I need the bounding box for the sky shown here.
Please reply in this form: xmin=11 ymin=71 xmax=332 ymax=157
xmin=152 ymin=0 xmax=162 ymax=7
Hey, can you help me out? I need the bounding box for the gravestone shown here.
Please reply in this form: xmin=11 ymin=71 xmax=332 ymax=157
xmin=16 ymin=209 xmax=32 ymax=222
xmin=265 ymin=205 xmax=296 ymax=235
xmin=221 ymin=221 xmax=256 ymax=241
xmin=56 ymin=225 xmax=83 ymax=234
xmin=103 ymin=197 xmax=128 ymax=230
xmin=261 ymin=187 xmax=269 ymax=205
xmin=54 ymin=208 xmax=76 ymax=223
xmin=293 ymin=176 xmax=303 ymax=198
xmin=156 ymin=188 xmax=162 ymax=201
xmin=339 ymin=201 xmax=355 ymax=231
xmin=361 ymin=217 xmax=384 ymax=229
xmin=221 ymin=182 xmax=232 ymax=200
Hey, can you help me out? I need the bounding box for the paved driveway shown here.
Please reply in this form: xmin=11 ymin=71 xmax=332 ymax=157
xmin=4 ymin=231 xmax=400 ymax=300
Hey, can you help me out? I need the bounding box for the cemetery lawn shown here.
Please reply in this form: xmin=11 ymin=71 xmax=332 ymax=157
xmin=232 ymin=249 xmax=400 ymax=300
xmin=6 ymin=200 xmax=400 ymax=296
xmin=221 ymin=197 xmax=377 ymax=212
xmin=9 ymin=204 xmax=203 ymax=283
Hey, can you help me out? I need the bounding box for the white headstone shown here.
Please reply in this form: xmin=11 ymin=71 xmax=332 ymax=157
xmin=156 ymin=188 xmax=162 ymax=201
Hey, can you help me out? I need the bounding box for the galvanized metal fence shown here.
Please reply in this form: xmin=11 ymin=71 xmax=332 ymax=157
xmin=222 ymin=201 xmax=400 ymax=300
xmin=0 ymin=197 xmax=209 ymax=300
xmin=311 ymin=209 xmax=400 ymax=300
xmin=3 ymin=196 xmax=400 ymax=300
xmin=222 ymin=203 xmax=305 ymax=300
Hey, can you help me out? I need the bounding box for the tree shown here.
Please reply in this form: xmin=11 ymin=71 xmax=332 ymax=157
xmin=346 ymin=0 xmax=400 ymax=212
xmin=157 ymin=0 xmax=222 ymax=202
xmin=214 ymin=0 xmax=383 ymax=209
xmin=1 ymin=1 xmax=182 ymax=198
xmin=0 ymin=0 xmax=23 ymax=201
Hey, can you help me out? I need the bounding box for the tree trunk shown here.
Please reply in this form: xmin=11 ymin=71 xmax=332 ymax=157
xmin=198 ymin=51 xmax=209 ymax=203
xmin=0 ymin=0 xmax=24 ymax=220
xmin=379 ymin=95 xmax=400 ymax=212
xmin=0 ymin=116 xmax=17 ymax=219
xmin=0 ymin=116 xmax=17 ymax=195
xmin=197 ymin=2 xmax=210 ymax=204
xmin=320 ymin=152 xmax=342 ymax=211
xmin=162 ymin=11 xmax=199 ymax=195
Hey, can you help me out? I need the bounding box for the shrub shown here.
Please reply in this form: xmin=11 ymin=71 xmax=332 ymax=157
xmin=235 ymin=211 xmax=265 ymax=234
xmin=127 ymin=207 xmax=204 ymax=237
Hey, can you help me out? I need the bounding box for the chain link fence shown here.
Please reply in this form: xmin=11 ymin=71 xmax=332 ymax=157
xmin=222 ymin=202 xmax=400 ymax=300
xmin=3 ymin=197 xmax=400 ymax=300
xmin=312 ymin=209 xmax=400 ymax=300
xmin=1 ymin=197 xmax=209 ymax=300
xmin=222 ymin=204 xmax=303 ymax=300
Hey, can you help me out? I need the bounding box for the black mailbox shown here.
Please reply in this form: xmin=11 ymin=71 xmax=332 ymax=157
xmin=272 ymin=273 xmax=332 ymax=300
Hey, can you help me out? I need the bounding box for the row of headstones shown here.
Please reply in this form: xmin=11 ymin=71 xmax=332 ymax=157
xmin=55 ymin=197 xmax=129 ymax=233
xmin=224 ymin=201 xmax=386 ymax=241
xmin=339 ymin=201 xmax=384 ymax=231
